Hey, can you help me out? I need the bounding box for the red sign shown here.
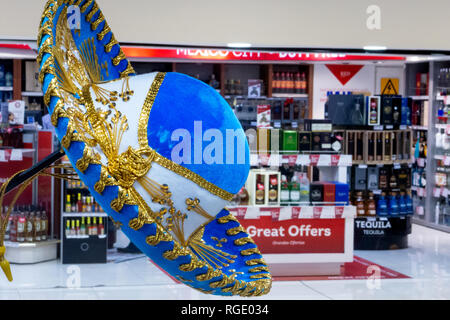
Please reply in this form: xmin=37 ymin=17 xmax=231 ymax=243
xmin=326 ymin=64 xmax=364 ymax=85
xmin=122 ymin=47 xmax=405 ymax=62
xmin=238 ymin=215 xmax=345 ymax=254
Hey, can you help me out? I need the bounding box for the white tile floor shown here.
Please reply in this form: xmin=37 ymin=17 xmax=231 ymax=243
xmin=0 ymin=223 xmax=449 ymax=300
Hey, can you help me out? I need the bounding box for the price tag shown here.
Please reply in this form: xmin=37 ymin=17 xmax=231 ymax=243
xmin=317 ymin=154 xmax=331 ymax=166
xmin=268 ymin=154 xmax=281 ymax=167
xmin=374 ymin=125 xmax=383 ymax=131
xmin=320 ymin=206 xmax=335 ymax=218
xmin=298 ymin=206 xmax=314 ymax=219
xmin=444 ymin=156 xmax=450 ymax=166
xmin=358 ymin=164 xmax=368 ymax=169
xmin=10 ymin=149 xmax=23 ymax=161
xmin=433 ymin=187 xmax=442 ymax=198
xmin=417 ymin=158 xmax=426 ymax=167
xmin=393 ymin=163 xmax=401 ymax=169
xmin=418 ymin=187 xmax=426 ymax=197
xmin=0 ymin=150 xmax=6 ymax=162
xmin=296 ymin=155 xmax=310 ymax=166
xmin=399 ymin=125 xmax=407 ymax=130
xmin=279 ymin=206 xmax=294 ymax=221
xmin=291 ymin=122 xmax=298 ymax=128
xmin=446 ymin=125 xmax=450 ymax=135
xmin=443 ymin=188 xmax=449 ymax=198
xmin=385 ymin=125 xmax=394 ymax=130
xmin=274 ymin=121 xmax=281 ymax=128
xmin=250 ymin=154 xmax=259 ymax=166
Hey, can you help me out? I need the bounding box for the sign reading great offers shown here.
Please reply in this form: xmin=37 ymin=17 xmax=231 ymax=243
xmin=228 ymin=210 xmax=346 ymax=254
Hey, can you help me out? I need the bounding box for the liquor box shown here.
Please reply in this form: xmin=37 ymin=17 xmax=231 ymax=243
xmin=322 ymin=182 xmax=335 ymax=205
xmin=257 ymin=128 xmax=271 ymax=153
xmin=245 ymin=128 xmax=257 ymax=153
xmin=245 ymin=170 xmax=280 ymax=206
xmin=367 ymin=167 xmax=379 ymax=190
xmin=401 ymin=97 xmax=412 ymax=126
xmin=378 ymin=167 xmax=389 ymax=190
xmin=331 ymin=130 xmax=345 ymax=153
xmin=309 ymin=183 xmax=324 ymax=204
xmin=298 ymin=131 xmax=311 ymax=152
xmin=311 ymin=131 xmax=332 ymax=152
xmin=269 ymin=128 xmax=281 ymax=153
xmin=352 ymin=166 xmax=367 ymax=191
xmin=366 ymin=96 xmax=380 ymax=126
xmin=392 ymin=97 xmax=402 ymax=126
xmin=280 ymin=130 xmax=298 ymax=152
xmin=332 ymin=181 xmax=350 ymax=205
xmin=271 ymin=100 xmax=282 ymax=120
xmin=25 ymin=61 xmax=42 ymax=92
xmin=381 ymin=96 xmax=394 ymax=125
xmin=382 ymin=131 xmax=393 ymax=163
xmin=327 ymin=94 xmax=366 ymax=126
xmin=396 ymin=168 xmax=410 ymax=190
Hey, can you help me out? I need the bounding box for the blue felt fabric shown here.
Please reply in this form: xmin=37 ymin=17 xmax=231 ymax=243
xmin=148 ymin=72 xmax=250 ymax=195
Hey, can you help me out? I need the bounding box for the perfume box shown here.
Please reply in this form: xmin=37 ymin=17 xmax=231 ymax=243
xmin=366 ymin=96 xmax=380 ymax=126
xmin=322 ymin=182 xmax=335 ymax=205
xmin=281 ymin=130 xmax=298 ymax=152
xmin=298 ymin=131 xmax=311 ymax=152
xmin=367 ymin=167 xmax=379 ymax=190
xmin=381 ymin=96 xmax=394 ymax=125
xmin=310 ymin=183 xmax=324 ymax=204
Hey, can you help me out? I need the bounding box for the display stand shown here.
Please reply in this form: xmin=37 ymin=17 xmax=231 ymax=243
xmin=229 ymin=205 xmax=356 ymax=276
xmin=354 ymin=216 xmax=412 ymax=250
xmin=4 ymin=240 xmax=60 ymax=264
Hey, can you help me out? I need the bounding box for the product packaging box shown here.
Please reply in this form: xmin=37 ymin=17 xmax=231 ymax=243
xmin=367 ymin=167 xmax=379 ymax=190
xmin=352 ymin=166 xmax=367 ymax=190
xmin=257 ymin=128 xmax=271 ymax=153
xmin=281 ymin=130 xmax=298 ymax=152
xmin=245 ymin=129 xmax=257 ymax=153
xmin=309 ymin=183 xmax=324 ymax=204
xmin=381 ymin=96 xmax=394 ymax=125
xmin=304 ymin=119 xmax=332 ymax=132
xmin=25 ymin=61 xmax=42 ymax=92
xmin=269 ymin=128 xmax=281 ymax=153
xmin=401 ymin=97 xmax=412 ymax=126
xmin=322 ymin=182 xmax=335 ymax=205
xmin=298 ymin=131 xmax=311 ymax=152
xmin=331 ymin=181 xmax=350 ymax=205
xmin=396 ymin=168 xmax=410 ymax=189
xmin=392 ymin=97 xmax=402 ymax=126
xmin=246 ymin=169 xmax=268 ymax=206
xmin=366 ymin=96 xmax=381 ymax=126
xmin=311 ymin=132 xmax=332 ymax=152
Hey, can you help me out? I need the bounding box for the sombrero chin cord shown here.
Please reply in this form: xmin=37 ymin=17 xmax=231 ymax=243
xmin=0 ymin=164 xmax=80 ymax=282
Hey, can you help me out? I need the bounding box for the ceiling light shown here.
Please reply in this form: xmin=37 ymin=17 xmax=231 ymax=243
xmin=363 ymin=45 xmax=387 ymax=51
xmin=227 ymin=42 xmax=252 ymax=48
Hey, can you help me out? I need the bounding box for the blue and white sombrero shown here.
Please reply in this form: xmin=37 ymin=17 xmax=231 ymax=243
xmin=37 ymin=0 xmax=271 ymax=296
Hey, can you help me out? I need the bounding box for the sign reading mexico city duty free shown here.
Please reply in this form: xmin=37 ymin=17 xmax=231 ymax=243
xmin=121 ymin=47 xmax=406 ymax=62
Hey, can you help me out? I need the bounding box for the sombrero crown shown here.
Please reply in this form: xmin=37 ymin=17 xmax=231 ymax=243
xmin=36 ymin=0 xmax=271 ymax=296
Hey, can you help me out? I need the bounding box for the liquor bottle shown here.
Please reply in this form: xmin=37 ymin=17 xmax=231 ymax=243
xmin=384 ymin=132 xmax=391 ymax=161
xmin=75 ymin=219 xmax=80 ymax=237
xmin=70 ymin=195 xmax=76 ymax=213
xmin=356 ymin=132 xmax=363 ymax=161
xmin=299 ymin=170 xmax=310 ymax=204
xmin=70 ymin=219 xmax=76 ymax=236
xmin=301 ymin=72 xmax=307 ymax=94
xmin=91 ymin=197 xmax=95 ymax=212
xmin=293 ymin=102 xmax=300 ymax=120
xmin=368 ymin=132 xmax=374 ymax=161
xmin=280 ymin=175 xmax=290 ymax=203
xmin=388 ymin=192 xmax=399 ymax=216
xmin=92 ymin=217 xmax=98 ymax=236
xmin=65 ymin=219 xmax=71 ymax=237
xmin=273 ymin=72 xmax=280 ymax=94
xmin=289 ymin=176 xmax=301 ymax=203
xmin=376 ymin=133 xmax=383 ymax=161
xmin=398 ymin=192 xmax=407 ymax=215
xmin=348 ymin=132 xmax=355 ymax=160
xmin=40 ymin=205 xmax=48 ymax=241
xmin=377 ymin=192 xmax=388 ymax=216
xmin=87 ymin=217 xmax=92 ymax=236
xmin=436 ymin=129 xmax=443 ymax=154
xmin=272 ymin=100 xmax=282 ymax=120
xmin=405 ymin=190 xmax=413 ymax=215
xmin=283 ymin=100 xmax=290 ymax=120
xmin=379 ymin=167 xmax=388 ymax=189
xmin=294 ymin=72 xmax=301 ymax=94
xmin=9 ymin=208 xmax=17 ymax=242
xmin=268 ymin=174 xmax=279 ymax=205
xmin=397 ymin=132 xmax=403 ymax=161
xmin=4 ymin=207 xmax=10 ymax=241
xmin=25 ymin=211 xmax=34 ymax=242
xmin=280 ymin=72 xmax=286 ymax=93
xmin=99 ymin=217 xmax=105 ymax=236
xmin=389 ymin=171 xmax=398 ymax=189
xmin=34 ymin=208 xmax=41 ymax=242
xmin=255 ymin=174 xmax=265 ymax=205
xmin=77 ymin=193 xmax=82 ymax=212
xmin=391 ymin=132 xmax=397 ymax=161
xmin=366 ymin=192 xmax=377 ymax=216
xmin=355 ymin=191 xmax=365 ymax=216
xmin=80 ymin=217 xmax=86 ymax=236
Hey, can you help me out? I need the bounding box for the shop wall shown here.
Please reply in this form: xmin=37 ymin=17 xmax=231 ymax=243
xmin=374 ymin=66 xmax=406 ymax=96
xmin=2 ymin=0 xmax=450 ymax=51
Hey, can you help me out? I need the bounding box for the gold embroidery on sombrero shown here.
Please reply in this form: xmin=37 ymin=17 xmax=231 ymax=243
xmin=38 ymin=0 xmax=271 ymax=297
xmin=186 ymin=198 xmax=215 ymax=220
